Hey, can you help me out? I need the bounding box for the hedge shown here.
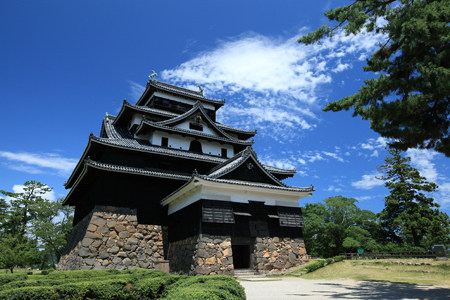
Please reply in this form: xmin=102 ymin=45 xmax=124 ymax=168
xmin=0 ymin=269 xmax=245 ymax=300
xmin=305 ymin=255 xmax=347 ymax=273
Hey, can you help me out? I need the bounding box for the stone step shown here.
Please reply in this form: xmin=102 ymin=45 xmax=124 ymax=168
xmin=234 ymin=269 xmax=258 ymax=277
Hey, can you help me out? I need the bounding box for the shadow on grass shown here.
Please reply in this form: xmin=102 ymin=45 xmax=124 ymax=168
xmin=316 ymin=281 xmax=450 ymax=299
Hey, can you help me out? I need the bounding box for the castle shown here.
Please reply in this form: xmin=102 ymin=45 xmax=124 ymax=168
xmin=58 ymin=79 xmax=314 ymax=275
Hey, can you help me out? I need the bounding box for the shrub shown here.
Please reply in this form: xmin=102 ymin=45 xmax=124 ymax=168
xmin=0 ymin=269 xmax=245 ymax=300
xmin=326 ymin=258 xmax=334 ymax=265
xmin=0 ymin=274 xmax=28 ymax=285
xmin=332 ymin=255 xmax=345 ymax=262
xmin=305 ymin=260 xmax=326 ymax=273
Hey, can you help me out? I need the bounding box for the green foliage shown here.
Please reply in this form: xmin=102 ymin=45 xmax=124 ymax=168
xmin=378 ymin=147 xmax=450 ymax=248
xmin=0 ymin=269 xmax=245 ymax=300
xmin=165 ymin=275 xmax=245 ymax=300
xmin=0 ymin=234 xmax=40 ymax=273
xmin=303 ymin=196 xmax=381 ymax=257
xmin=332 ymin=255 xmax=345 ymax=262
xmin=305 ymin=260 xmax=326 ymax=273
xmin=299 ymin=0 xmax=450 ymax=156
xmin=0 ymin=181 xmax=74 ymax=271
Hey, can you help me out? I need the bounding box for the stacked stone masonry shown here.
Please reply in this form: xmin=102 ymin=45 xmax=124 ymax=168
xmin=58 ymin=206 xmax=168 ymax=271
xmin=254 ymin=237 xmax=307 ymax=273
xmin=169 ymin=234 xmax=234 ymax=276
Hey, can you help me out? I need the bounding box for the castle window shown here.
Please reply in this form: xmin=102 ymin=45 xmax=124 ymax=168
xmin=189 ymin=122 xmax=203 ymax=131
xmin=221 ymin=148 xmax=227 ymax=158
xmin=189 ymin=140 xmax=202 ymax=153
xmin=161 ymin=137 xmax=168 ymax=147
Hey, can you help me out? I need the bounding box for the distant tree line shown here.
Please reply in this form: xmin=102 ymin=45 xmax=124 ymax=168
xmin=0 ymin=181 xmax=73 ymax=273
xmin=303 ymin=148 xmax=450 ymax=258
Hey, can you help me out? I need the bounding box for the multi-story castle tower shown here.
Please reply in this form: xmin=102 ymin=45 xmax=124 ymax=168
xmin=58 ymin=79 xmax=314 ymax=275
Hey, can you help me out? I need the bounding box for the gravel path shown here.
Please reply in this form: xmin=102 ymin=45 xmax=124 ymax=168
xmin=239 ymin=277 xmax=450 ymax=299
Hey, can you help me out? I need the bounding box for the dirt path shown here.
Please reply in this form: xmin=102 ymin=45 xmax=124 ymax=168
xmin=239 ymin=277 xmax=450 ymax=299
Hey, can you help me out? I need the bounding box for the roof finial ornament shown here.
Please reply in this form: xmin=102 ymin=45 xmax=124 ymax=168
xmin=192 ymin=169 xmax=199 ymax=176
xmin=149 ymin=70 xmax=158 ymax=81
xmin=197 ymin=84 xmax=204 ymax=96
xmin=105 ymin=112 xmax=109 ymax=118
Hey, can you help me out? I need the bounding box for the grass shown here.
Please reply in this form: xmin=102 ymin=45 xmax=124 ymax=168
xmin=288 ymin=258 xmax=450 ymax=287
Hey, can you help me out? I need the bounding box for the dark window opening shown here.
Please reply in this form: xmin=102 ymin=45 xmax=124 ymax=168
xmin=202 ymin=201 xmax=235 ymax=224
xmin=189 ymin=140 xmax=203 ymax=153
xmin=189 ymin=122 xmax=203 ymax=131
xmin=277 ymin=206 xmax=304 ymax=227
xmin=161 ymin=137 xmax=168 ymax=147
xmin=221 ymin=148 xmax=228 ymax=158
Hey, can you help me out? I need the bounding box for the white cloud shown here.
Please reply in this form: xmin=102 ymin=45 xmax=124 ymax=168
xmin=438 ymin=182 xmax=450 ymax=208
xmin=259 ymin=156 xmax=296 ymax=170
xmin=322 ymin=151 xmax=344 ymax=162
xmin=326 ymin=185 xmax=343 ymax=193
xmin=360 ymin=137 xmax=387 ymax=151
xmin=355 ymin=195 xmax=373 ymax=201
xmin=352 ymin=172 xmax=384 ymax=190
xmin=0 ymin=151 xmax=77 ymax=177
xmin=406 ymin=149 xmax=438 ymax=182
xmin=160 ymin=29 xmax=384 ymax=136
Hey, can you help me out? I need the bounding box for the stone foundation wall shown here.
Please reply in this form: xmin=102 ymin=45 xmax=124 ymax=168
xmin=253 ymin=237 xmax=307 ymax=273
xmin=58 ymin=205 xmax=168 ymax=271
xmin=169 ymin=234 xmax=233 ymax=276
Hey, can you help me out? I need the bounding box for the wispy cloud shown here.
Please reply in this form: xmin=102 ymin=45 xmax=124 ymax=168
xmin=159 ymin=29 xmax=384 ymax=138
xmin=352 ymin=172 xmax=384 ymax=190
xmin=0 ymin=151 xmax=77 ymax=177
xmin=128 ymin=80 xmax=145 ymax=102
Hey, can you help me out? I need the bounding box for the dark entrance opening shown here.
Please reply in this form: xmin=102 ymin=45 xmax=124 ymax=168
xmin=232 ymin=244 xmax=251 ymax=269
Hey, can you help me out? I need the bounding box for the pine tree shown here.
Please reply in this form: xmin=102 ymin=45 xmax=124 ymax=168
xmin=299 ymin=0 xmax=450 ymax=156
xmin=378 ymin=147 xmax=450 ymax=248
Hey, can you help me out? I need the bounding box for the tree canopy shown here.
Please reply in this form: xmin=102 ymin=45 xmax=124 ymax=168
xmin=0 ymin=181 xmax=73 ymax=272
xmin=303 ymin=196 xmax=381 ymax=257
xmin=377 ymin=147 xmax=450 ymax=248
xmin=299 ymin=0 xmax=450 ymax=156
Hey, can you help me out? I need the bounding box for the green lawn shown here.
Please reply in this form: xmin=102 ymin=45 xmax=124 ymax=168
xmin=287 ymin=258 xmax=450 ymax=287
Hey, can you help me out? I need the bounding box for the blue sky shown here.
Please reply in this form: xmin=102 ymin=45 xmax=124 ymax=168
xmin=1 ymin=1 xmax=449 ymax=214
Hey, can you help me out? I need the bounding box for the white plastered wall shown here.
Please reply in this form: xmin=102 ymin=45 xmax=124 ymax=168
xmin=149 ymin=130 xmax=234 ymax=157
xmin=166 ymin=181 xmax=310 ymax=215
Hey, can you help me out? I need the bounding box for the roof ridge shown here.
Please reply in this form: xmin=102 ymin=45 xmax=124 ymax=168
xmin=207 ymin=146 xmax=288 ymax=187
xmin=148 ymin=80 xmax=225 ymax=105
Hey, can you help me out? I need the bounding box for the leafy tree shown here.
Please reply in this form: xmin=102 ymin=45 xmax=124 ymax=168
xmin=0 ymin=234 xmax=39 ymax=273
xmin=0 ymin=198 xmax=7 ymax=229
xmin=0 ymin=181 xmax=52 ymax=237
xmin=31 ymin=198 xmax=74 ymax=268
xmin=303 ymin=196 xmax=380 ymax=257
xmin=377 ymin=147 xmax=450 ymax=248
xmin=299 ymin=0 xmax=450 ymax=156
xmin=0 ymin=182 xmax=74 ymax=270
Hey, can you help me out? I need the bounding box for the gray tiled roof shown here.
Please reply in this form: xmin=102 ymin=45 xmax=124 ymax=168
xmin=83 ymin=159 xmax=311 ymax=193
xmin=138 ymin=120 xmax=254 ymax=146
xmin=197 ymin=175 xmax=314 ymax=192
xmin=85 ymin=159 xmax=191 ymax=181
xmin=114 ymin=101 xmax=256 ymax=136
xmin=208 ymin=147 xmax=288 ymax=187
xmin=148 ymin=80 xmax=225 ymax=106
